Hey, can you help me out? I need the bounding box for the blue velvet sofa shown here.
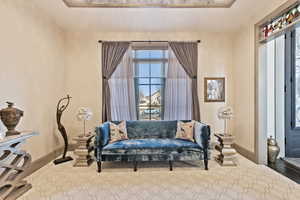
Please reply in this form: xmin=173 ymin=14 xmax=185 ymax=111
xmin=94 ymin=120 xmax=210 ymax=172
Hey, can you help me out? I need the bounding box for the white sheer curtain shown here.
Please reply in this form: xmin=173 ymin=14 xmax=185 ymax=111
xmin=164 ymin=47 xmax=192 ymax=120
xmin=109 ymin=47 xmax=137 ymax=121
xmin=274 ymin=35 xmax=285 ymax=158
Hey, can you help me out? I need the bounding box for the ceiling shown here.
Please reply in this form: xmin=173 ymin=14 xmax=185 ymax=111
xmin=32 ymin=0 xmax=286 ymax=32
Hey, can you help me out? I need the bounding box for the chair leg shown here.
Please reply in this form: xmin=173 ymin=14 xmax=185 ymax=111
xmin=169 ymin=160 xmax=173 ymax=171
xmin=97 ymin=161 xmax=102 ymax=173
xmin=133 ymin=160 xmax=138 ymax=172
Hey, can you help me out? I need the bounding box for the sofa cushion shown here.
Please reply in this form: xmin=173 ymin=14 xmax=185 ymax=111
xmin=102 ymin=138 xmax=200 ymax=151
xmin=109 ymin=121 xmax=128 ymax=144
xmin=126 ymin=120 xmax=178 ymax=139
xmin=176 ymin=121 xmax=195 ymax=142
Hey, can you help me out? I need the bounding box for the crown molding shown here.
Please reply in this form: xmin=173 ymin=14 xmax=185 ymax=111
xmin=62 ymin=0 xmax=236 ymax=8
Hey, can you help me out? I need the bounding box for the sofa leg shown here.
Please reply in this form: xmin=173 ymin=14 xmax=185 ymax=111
xmin=203 ymin=149 xmax=208 ymax=170
xmin=97 ymin=161 xmax=102 ymax=173
xmin=133 ymin=161 xmax=138 ymax=172
xmin=169 ymin=161 xmax=173 ymax=171
xmin=204 ymin=159 xmax=208 ymax=170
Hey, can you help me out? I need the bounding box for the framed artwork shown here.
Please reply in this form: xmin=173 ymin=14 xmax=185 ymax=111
xmin=204 ymin=77 xmax=225 ymax=102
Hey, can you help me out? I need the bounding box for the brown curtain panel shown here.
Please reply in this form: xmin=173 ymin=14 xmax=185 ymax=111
xmin=102 ymin=42 xmax=130 ymax=122
xmin=169 ymin=42 xmax=200 ymax=121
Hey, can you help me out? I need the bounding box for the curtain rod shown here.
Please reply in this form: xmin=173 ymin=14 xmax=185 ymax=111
xmin=98 ymin=40 xmax=201 ymax=43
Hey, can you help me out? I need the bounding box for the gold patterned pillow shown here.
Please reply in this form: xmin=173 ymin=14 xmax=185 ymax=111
xmin=109 ymin=121 xmax=128 ymax=143
xmin=176 ymin=121 xmax=195 ymax=142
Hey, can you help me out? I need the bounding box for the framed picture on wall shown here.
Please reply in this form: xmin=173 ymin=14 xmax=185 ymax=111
xmin=204 ymin=77 xmax=225 ymax=102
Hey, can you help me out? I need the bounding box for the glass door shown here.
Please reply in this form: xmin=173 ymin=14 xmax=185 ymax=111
xmin=285 ymin=27 xmax=300 ymax=157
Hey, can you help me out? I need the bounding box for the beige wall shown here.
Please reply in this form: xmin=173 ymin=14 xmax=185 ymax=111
xmin=0 ymin=0 xmax=235 ymax=161
xmin=232 ymin=0 xmax=288 ymax=153
xmin=64 ymin=32 xmax=234 ymax=140
xmin=0 ymin=1 xmax=66 ymax=160
xmin=2 ymin=0 xmax=288 ymax=161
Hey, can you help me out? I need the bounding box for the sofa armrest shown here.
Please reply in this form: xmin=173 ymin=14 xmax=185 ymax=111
xmin=194 ymin=122 xmax=211 ymax=150
xmin=94 ymin=122 xmax=110 ymax=162
xmin=95 ymin=122 xmax=110 ymax=148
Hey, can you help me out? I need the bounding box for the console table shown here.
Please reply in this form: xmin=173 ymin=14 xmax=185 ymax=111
xmin=215 ymin=133 xmax=237 ymax=166
xmin=0 ymin=132 xmax=38 ymax=200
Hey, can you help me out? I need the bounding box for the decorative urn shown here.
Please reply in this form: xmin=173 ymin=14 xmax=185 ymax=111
xmin=0 ymin=102 xmax=24 ymax=136
xmin=267 ymin=136 xmax=280 ymax=163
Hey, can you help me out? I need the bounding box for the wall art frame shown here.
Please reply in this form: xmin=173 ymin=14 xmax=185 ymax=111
xmin=204 ymin=77 xmax=225 ymax=103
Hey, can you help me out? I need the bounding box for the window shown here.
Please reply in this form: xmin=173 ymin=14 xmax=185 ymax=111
xmin=133 ymin=49 xmax=168 ymax=120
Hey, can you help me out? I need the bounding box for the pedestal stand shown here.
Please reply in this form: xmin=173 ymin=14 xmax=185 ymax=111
xmin=73 ymin=134 xmax=94 ymax=167
xmin=215 ymin=133 xmax=237 ymax=166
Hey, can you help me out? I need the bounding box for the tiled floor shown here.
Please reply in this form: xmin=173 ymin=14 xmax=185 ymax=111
xmin=282 ymin=158 xmax=300 ymax=169
xmin=268 ymin=158 xmax=300 ymax=184
xmin=20 ymin=153 xmax=300 ymax=200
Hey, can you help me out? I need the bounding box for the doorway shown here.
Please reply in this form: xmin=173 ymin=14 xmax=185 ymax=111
xmin=258 ymin=25 xmax=300 ymax=163
xmin=259 ymin=26 xmax=300 ymax=181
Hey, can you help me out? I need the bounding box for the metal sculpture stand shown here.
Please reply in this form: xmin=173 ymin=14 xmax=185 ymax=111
xmin=53 ymin=95 xmax=73 ymax=165
xmin=0 ymin=132 xmax=38 ymax=200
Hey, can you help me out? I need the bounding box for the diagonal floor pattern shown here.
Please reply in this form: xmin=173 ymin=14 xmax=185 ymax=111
xmin=20 ymin=153 xmax=300 ymax=200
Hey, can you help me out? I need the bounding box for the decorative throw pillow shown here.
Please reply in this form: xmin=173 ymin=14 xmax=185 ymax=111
xmin=176 ymin=121 xmax=195 ymax=142
xmin=109 ymin=121 xmax=128 ymax=143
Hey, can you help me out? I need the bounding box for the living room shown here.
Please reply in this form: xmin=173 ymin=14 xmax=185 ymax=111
xmin=0 ymin=0 xmax=300 ymax=199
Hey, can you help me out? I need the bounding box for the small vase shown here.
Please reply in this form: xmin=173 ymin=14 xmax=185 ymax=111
xmin=0 ymin=102 xmax=24 ymax=136
xmin=267 ymin=136 xmax=280 ymax=163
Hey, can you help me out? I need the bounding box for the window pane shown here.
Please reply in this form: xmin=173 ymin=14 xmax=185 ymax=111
xmin=151 ymin=78 xmax=164 ymax=84
xmin=135 ymin=50 xmax=150 ymax=59
xmin=138 ymin=85 xmax=150 ymax=106
xmin=136 ymin=63 xmax=150 ymax=77
xmin=150 ymin=107 xmax=162 ymax=120
xmin=164 ymin=50 xmax=168 ymax=59
xmin=150 ymin=85 xmax=162 ymax=106
xmin=138 ymin=107 xmax=150 ymax=120
xmin=151 ymin=63 xmax=164 ymax=77
xmin=150 ymin=50 xmax=164 ymax=59
xmin=137 ymin=78 xmax=150 ymax=85
xmin=135 ymin=50 xmax=165 ymax=59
